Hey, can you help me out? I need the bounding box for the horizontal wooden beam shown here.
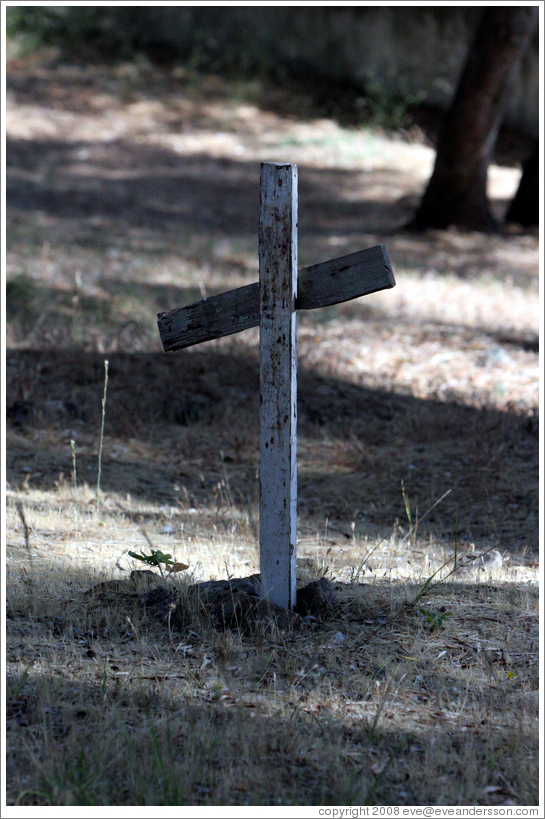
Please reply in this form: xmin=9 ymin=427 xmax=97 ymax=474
xmin=157 ymin=244 xmax=395 ymax=352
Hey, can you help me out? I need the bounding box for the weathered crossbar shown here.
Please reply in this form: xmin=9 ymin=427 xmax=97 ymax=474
xmin=157 ymin=244 xmax=394 ymax=352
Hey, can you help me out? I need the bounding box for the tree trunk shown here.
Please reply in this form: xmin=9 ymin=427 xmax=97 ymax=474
xmin=505 ymin=140 xmax=539 ymax=227
xmin=411 ymin=7 xmax=538 ymax=232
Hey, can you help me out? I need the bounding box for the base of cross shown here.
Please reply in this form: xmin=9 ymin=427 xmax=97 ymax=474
xmin=85 ymin=569 xmax=342 ymax=636
xmin=187 ymin=572 xmax=341 ymax=633
xmin=157 ymin=162 xmax=395 ymax=610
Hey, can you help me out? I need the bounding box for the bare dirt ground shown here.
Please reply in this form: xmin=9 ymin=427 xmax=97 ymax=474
xmin=4 ymin=53 xmax=540 ymax=807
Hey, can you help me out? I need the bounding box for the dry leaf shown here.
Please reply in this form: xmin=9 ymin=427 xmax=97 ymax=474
xmin=167 ymin=562 xmax=190 ymax=573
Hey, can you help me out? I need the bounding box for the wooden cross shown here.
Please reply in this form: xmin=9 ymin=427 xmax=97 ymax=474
xmin=157 ymin=162 xmax=395 ymax=610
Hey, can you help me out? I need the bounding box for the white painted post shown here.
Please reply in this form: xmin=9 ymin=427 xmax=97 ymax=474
xmin=258 ymin=162 xmax=298 ymax=610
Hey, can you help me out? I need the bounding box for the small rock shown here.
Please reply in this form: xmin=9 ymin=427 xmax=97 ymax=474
xmin=294 ymin=577 xmax=340 ymax=618
xmin=137 ymin=586 xmax=176 ymax=623
xmin=209 ymin=590 xmax=304 ymax=634
xmin=189 ymin=574 xmax=261 ymax=604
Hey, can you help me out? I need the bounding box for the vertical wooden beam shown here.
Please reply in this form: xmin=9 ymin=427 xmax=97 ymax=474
xmin=259 ymin=162 xmax=298 ymax=610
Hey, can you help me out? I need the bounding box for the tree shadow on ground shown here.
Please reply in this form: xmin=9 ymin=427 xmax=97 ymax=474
xmin=6 ymin=347 xmax=538 ymax=557
xmin=7 ymin=138 xmax=537 ymax=287
xmin=6 ymin=108 xmax=539 ymax=559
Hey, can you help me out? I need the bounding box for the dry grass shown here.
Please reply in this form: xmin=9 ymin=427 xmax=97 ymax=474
xmin=4 ymin=490 xmax=539 ymax=807
xmin=4 ymin=51 xmax=540 ymax=807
